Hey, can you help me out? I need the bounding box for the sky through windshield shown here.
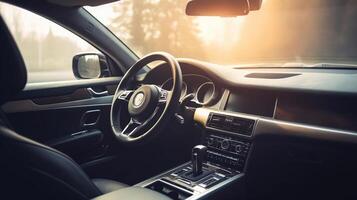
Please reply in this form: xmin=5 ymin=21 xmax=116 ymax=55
xmin=87 ymin=0 xmax=357 ymax=65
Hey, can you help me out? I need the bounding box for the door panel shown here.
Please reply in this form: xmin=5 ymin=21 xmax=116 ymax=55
xmin=2 ymin=76 xmax=198 ymax=184
xmin=2 ymin=77 xmax=120 ymax=163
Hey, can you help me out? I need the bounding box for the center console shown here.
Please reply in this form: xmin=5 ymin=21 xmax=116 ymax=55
xmin=135 ymin=110 xmax=255 ymax=200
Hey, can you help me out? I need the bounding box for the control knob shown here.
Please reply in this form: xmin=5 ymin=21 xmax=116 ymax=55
xmin=235 ymin=145 xmax=242 ymax=152
xmin=207 ymin=137 xmax=214 ymax=145
xmin=221 ymin=140 xmax=230 ymax=150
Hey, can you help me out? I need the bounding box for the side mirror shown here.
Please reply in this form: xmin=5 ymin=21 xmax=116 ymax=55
xmin=72 ymin=53 xmax=110 ymax=79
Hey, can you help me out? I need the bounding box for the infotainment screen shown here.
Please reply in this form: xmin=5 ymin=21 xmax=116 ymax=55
xmin=225 ymin=92 xmax=276 ymax=117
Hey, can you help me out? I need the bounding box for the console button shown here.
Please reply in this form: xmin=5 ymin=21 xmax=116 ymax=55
xmin=221 ymin=140 xmax=230 ymax=150
xmin=207 ymin=137 xmax=214 ymax=146
xmin=235 ymin=145 xmax=242 ymax=152
xmin=208 ymin=114 xmax=226 ymax=128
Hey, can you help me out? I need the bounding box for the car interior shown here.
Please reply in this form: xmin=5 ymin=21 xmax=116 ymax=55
xmin=1 ymin=0 xmax=357 ymax=199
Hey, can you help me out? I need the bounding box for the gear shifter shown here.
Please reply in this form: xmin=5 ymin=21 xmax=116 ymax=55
xmin=192 ymin=145 xmax=207 ymax=176
xmin=178 ymin=145 xmax=212 ymax=182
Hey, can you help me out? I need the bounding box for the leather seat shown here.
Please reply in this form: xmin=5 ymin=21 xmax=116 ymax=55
xmin=92 ymin=179 xmax=129 ymax=194
xmin=0 ymin=16 xmax=128 ymax=199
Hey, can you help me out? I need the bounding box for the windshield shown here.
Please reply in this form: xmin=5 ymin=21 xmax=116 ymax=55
xmin=86 ymin=0 xmax=357 ymax=66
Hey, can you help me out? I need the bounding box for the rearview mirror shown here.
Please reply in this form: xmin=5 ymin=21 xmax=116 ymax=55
xmin=186 ymin=0 xmax=250 ymax=16
xmin=72 ymin=53 xmax=110 ymax=79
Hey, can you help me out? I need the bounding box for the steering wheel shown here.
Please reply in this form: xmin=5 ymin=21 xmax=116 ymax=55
xmin=110 ymin=52 xmax=182 ymax=144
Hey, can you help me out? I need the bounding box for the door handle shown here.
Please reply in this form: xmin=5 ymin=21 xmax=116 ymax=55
xmin=87 ymin=88 xmax=108 ymax=97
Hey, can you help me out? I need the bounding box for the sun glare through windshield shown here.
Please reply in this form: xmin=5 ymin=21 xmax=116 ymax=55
xmin=86 ymin=0 xmax=357 ymax=66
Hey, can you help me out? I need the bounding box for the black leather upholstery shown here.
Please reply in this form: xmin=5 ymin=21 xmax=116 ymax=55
xmin=92 ymin=187 xmax=172 ymax=200
xmin=0 ymin=15 xmax=128 ymax=199
xmin=0 ymin=123 xmax=129 ymax=199
xmin=92 ymin=179 xmax=129 ymax=194
xmin=0 ymin=16 xmax=27 ymax=104
xmin=0 ymin=126 xmax=102 ymax=199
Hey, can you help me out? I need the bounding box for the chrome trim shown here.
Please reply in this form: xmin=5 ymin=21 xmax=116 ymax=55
xmin=135 ymin=161 xmax=244 ymax=200
xmin=194 ymin=108 xmax=357 ymax=143
xmin=187 ymin=173 xmax=244 ymax=200
xmin=218 ymin=89 xmax=230 ymax=110
xmin=2 ymin=95 xmax=113 ymax=113
xmin=80 ymin=109 xmax=101 ymax=127
xmin=194 ymin=82 xmax=216 ymax=106
xmin=256 ymin=118 xmax=357 ymax=144
xmin=159 ymin=179 xmax=194 ymax=194
xmin=194 ymin=107 xmax=258 ymax=128
xmin=87 ymin=87 xmax=109 ymax=97
xmin=272 ymin=97 xmax=279 ymax=119
xmin=135 ymin=162 xmax=192 ymax=187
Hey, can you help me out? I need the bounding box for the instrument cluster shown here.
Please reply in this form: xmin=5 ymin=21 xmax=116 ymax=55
xmin=161 ymin=74 xmax=220 ymax=106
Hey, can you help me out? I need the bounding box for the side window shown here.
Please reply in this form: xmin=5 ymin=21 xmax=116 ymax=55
xmin=0 ymin=3 xmax=100 ymax=83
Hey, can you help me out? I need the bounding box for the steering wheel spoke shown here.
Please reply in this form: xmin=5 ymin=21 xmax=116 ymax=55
xmin=122 ymin=118 xmax=144 ymax=137
xmin=122 ymin=107 xmax=161 ymax=137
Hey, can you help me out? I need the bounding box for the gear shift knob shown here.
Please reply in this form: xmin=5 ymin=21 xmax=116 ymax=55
xmin=192 ymin=145 xmax=207 ymax=177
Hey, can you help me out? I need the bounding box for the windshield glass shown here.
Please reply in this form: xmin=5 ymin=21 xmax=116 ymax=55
xmin=86 ymin=0 xmax=357 ymax=65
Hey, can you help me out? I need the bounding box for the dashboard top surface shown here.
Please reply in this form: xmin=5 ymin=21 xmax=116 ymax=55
xmin=144 ymin=58 xmax=357 ymax=96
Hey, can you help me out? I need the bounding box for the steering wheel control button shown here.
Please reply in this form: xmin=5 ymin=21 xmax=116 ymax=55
xmin=118 ymin=90 xmax=133 ymax=101
xmin=158 ymin=88 xmax=169 ymax=103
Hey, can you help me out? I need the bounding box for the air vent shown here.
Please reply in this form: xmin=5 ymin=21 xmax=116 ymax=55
xmin=245 ymin=73 xmax=300 ymax=79
xmin=207 ymin=114 xmax=226 ymax=129
xmin=207 ymin=113 xmax=255 ymax=136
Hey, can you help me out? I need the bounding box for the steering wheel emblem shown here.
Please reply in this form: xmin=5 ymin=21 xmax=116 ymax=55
xmin=133 ymin=92 xmax=145 ymax=107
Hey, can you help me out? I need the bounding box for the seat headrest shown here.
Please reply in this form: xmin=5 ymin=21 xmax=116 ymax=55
xmin=0 ymin=16 xmax=27 ymax=105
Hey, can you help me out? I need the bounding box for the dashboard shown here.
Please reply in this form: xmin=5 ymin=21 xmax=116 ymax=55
xmin=143 ymin=58 xmax=357 ymax=134
xmin=141 ymin=58 xmax=357 ymax=199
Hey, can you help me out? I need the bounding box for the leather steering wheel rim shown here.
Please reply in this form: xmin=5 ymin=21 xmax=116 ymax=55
xmin=110 ymin=52 xmax=182 ymax=144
